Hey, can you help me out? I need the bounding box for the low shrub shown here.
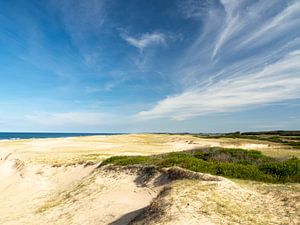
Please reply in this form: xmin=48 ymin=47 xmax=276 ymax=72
xmin=259 ymin=157 xmax=300 ymax=182
xmin=101 ymin=148 xmax=300 ymax=183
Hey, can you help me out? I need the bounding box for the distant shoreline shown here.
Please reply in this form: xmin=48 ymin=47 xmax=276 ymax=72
xmin=0 ymin=130 xmax=299 ymax=141
xmin=0 ymin=132 xmax=126 ymax=141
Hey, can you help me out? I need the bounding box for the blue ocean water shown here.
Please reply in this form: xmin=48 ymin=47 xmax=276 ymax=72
xmin=0 ymin=132 xmax=122 ymax=140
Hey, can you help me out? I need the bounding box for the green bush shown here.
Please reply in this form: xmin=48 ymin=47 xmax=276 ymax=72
xmin=101 ymin=148 xmax=300 ymax=183
xmin=214 ymin=163 xmax=275 ymax=182
xmin=193 ymin=148 xmax=274 ymax=165
xmin=259 ymin=157 xmax=300 ymax=182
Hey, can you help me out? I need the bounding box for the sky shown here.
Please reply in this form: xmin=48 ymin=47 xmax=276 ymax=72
xmin=0 ymin=0 xmax=299 ymax=133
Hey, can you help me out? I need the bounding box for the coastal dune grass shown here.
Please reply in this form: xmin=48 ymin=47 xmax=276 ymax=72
xmin=102 ymin=147 xmax=300 ymax=183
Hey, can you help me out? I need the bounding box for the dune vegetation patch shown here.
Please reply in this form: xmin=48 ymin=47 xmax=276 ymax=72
xmin=195 ymin=131 xmax=300 ymax=149
xmin=101 ymin=147 xmax=300 ymax=183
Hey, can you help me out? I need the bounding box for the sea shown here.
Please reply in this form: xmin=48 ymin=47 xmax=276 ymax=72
xmin=0 ymin=132 xmax=122 ymax=140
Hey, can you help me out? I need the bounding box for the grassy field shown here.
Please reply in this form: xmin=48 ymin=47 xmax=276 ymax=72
xmin=102 ymin=147 xmax=300 ymax=183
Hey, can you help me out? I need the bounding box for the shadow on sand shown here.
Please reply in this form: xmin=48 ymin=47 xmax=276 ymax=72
xmin=108 ymin=207 xmax=147 ymax=225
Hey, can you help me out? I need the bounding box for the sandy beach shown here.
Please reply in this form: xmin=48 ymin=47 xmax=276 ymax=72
xmin=0 ymin=134 xmax=299 ymax=225
xmin=1 ymin=133 xmax=297 ymax=165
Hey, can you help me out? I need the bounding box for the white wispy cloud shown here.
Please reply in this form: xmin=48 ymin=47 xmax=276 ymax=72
xmin=211 ymin=0 xmax=240 ymax=59
xmin=49 ymin=0 xmax=106 ymax=69
xmin=51 ymin=0 xmax=106 ymax=42
xmin=138 ymin=0 xmax=300 ymax=120
xmin=122 ymin=32 xmax=166 ymax=51
xmin=238 ymin=1 xmax=300 ymax=49
xmin=177 ymin=0 xmax=212 ymax=19
xmin=139 ymin=51 xmax=300 ymax=120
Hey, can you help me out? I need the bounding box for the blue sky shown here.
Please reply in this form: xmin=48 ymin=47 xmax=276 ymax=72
xmin=0 ymin=0 xmax=299 ymax=132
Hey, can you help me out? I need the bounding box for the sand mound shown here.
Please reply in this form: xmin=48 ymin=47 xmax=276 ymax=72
xmin=130 ymin=176 xmax=299 ymax=225
xmin=0 ymin=158 xmax=299 ymax=225
xmin=0 ymin=158 xmax=165 ymax=225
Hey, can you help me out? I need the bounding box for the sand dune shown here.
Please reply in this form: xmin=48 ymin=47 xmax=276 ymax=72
xmin=0 ymin=134 xmax=299 ymax=224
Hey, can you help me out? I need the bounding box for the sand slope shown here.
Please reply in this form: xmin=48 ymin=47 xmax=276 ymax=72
xmin=132 ymin=176 xmax=300 ymax=225
xmin=0 ymin=158 xmax=161 ymax=225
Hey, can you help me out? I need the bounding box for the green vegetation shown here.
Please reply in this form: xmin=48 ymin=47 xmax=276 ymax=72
xmin=101 ymin=148 xmax=300 ymax=183
xmin=194 ymin=131 xmax=300 ymax=149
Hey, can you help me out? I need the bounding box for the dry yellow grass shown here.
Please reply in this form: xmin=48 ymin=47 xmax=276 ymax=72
xmin=134 ymin=178 xmax=300 ymax=225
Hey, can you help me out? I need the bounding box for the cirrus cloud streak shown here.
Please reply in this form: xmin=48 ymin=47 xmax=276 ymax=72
xmin=139 ymin=51 xmax=300 ymax=120
xmin=122 ymin=32 xmax=166 ymax=51
xmin=138 ymin=0 xmax=300 ymax=120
